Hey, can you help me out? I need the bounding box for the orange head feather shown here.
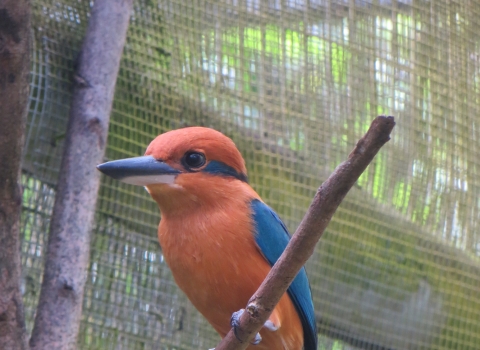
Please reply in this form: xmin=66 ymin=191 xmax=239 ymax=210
xmin=141 ymin=127 xmax=254 ymax=215
xmin=145 ymin=127 xmax=247 ymax=176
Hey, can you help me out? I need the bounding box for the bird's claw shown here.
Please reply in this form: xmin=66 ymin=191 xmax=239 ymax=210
xmin=231 ymin=309 xmax=261 ymax=344
xmin=231 ymin=309 xmax=276 ymax=345
xmin=230 ymin=309 xmax=244 ymax=330
xmin=263 ymin=319 xmax=279 ymax=332
xmin=251 ymin=332 xmax=262 ymax=345
xmin=231 ymin=309 xmax=262 ymax=344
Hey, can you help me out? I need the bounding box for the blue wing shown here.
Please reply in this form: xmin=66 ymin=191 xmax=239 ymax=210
xmin=250 ymin=199 xmax=317 ymax=350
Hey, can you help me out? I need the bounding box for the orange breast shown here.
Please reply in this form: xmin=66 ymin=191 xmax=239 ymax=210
xmin=154 ymin=176 xmax=303 ymax=349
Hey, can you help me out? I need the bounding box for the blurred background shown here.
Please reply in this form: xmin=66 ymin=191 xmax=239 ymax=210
xmin=21 ymin=0 xmax=480 ymax=349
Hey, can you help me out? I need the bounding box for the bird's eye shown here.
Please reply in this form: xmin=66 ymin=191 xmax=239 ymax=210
xmin=183 ymin=152 xmax=206 ymax=169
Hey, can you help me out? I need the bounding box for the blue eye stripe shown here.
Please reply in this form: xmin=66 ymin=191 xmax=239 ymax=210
xmin=203 ymin=161 xmax=248 ymax=182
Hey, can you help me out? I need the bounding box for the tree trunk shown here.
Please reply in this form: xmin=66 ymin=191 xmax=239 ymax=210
xmin=29 ymin=0 xmax=134 ymax=349
xmin=0 ymin=1 xmax=31 ymax=349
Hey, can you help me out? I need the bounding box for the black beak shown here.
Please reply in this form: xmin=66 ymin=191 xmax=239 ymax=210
xmin=97 ymin=155 xmax=181 ymax=186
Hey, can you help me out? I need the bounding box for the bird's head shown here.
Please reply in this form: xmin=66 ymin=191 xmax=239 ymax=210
xmin=97 ymin=127 xmax=249 ymax=213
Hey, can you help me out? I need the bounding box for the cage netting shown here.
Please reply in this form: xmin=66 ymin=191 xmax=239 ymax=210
xmin=22 ymin=0 xmax=480 ymax=349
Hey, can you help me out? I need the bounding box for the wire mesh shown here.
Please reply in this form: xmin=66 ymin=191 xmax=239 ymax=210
xmin=21 ymin=0 xmax=480 ymax=349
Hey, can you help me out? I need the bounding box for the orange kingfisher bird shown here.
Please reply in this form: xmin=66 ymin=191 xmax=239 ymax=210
xmin=97 ymin=127 xmax=317 ymax=349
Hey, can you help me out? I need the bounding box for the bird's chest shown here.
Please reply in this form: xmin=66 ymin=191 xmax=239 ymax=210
xmin=158 ymin=213 xmax=253 ymax=290
xmin=157 ymin=210 xmax=270 ymax=331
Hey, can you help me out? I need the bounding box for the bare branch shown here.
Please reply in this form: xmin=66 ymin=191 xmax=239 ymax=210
xmin=0 ymin=0 xmax=31 ymax=349
xmin=215 ymin=116 xmax=396 ymax=350
xmin=29 ymin=1 xmax=133 ymax=349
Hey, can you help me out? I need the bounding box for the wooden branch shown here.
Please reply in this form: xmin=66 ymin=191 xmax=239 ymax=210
xmin=0 ymin=1 xmax=31 ymax=349
xmin=29 ymin=1 xmax=133 ymax=349
xmin=215 ymin=116 xmax=395 ymax=350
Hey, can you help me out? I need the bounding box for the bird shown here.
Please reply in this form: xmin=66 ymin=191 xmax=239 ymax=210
xmin=97 ymin=127 xmax=317 ymax=350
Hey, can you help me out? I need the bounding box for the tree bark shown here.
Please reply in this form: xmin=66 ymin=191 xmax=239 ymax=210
xmin=0 ymin=1 xmax=31 ymax=349
xmin=215 ymin=116 xmax=395 ymax=350
xmin=29 ymin=0 xmax=134 ymax=349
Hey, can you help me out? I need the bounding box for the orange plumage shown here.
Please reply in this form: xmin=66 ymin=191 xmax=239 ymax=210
xmin=145 ymin=128 xmax=303 ymax=349
xmin=97 ymin=127 xmax=316 ymax=349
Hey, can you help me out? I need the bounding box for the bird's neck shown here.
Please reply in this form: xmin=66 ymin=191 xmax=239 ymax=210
xmin=146 ymin=174 xmax=260 ymax=218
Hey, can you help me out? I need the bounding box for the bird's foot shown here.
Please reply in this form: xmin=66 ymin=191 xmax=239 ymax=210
xmin=263 ymin=319 xmax=279 ymax=332
xmin=230 ymin=309 xmax=278 ymax=345
xmin=231 ymin=309 xmax=262 ymax=344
